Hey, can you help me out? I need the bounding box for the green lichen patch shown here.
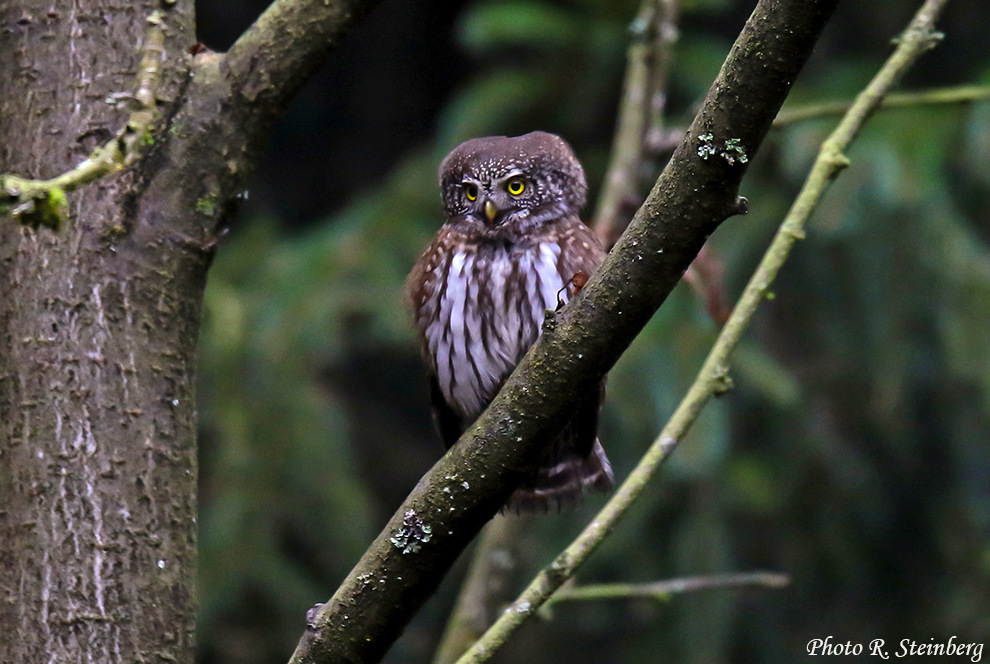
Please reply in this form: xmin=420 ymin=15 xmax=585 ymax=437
xmin=389 ymin=509 xmax=433 ymax=554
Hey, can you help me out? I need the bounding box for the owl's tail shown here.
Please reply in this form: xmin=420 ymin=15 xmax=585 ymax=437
xmin=505 ymin=439 xmax=614 ymax=514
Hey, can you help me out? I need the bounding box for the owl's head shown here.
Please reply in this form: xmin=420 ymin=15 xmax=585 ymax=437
xmin=439 ymin=131 xmax=588 ymax=236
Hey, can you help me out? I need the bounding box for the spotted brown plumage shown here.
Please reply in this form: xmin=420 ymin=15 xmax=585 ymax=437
xmin=407 ymin=132 xmax=613 ymax=512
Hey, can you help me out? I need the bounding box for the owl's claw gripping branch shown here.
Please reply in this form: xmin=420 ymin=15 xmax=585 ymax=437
xmin=0 ymin=10 xmax=167 ymax=230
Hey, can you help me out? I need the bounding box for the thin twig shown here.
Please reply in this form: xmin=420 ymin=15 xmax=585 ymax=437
xmin=593 ymin=0 xmax=679 ymax=249
xmin=453 ymin=1 xmax=950 ymax=662
xmin=432 ymin=517 xmax=532 ymax=664
xmin=773 ymin=84 xmax=989 ymax=128
xmin=0 ymin=11 xmax=168 ymax=229
xmin=646 ymin=0 xmax=679 ymax=150
xmin=545 ymin=572 xmax=790 ymax=607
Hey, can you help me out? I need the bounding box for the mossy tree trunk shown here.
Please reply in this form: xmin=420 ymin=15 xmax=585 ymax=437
xmin=0 ymin=0 xmax=379 ymax=661
xmin=0 ymin=2 xmax=201 ymax=662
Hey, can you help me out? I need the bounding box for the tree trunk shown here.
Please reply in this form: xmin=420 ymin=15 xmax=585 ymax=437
xmin=0 ymin=2 xmax=200 ymax=662
xmin=0 ymin=0 xmax=381 ymax=658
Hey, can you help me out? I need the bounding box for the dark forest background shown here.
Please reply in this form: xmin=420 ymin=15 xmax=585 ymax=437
xmin=192 ymin=0 xmax=990 ymax=662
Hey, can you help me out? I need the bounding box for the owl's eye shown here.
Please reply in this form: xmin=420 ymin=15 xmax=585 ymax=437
xmin=464 ymin=183 xmax=478 ymax=201
xmin=506 ymin=178 xmax=525 ymax=196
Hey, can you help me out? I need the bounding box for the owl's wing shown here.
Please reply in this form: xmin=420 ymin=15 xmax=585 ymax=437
xmin=430 ymin=373 xmax=465 ymax=449
xmin=570 ymin=378 xmax=605 ymax=459
xmin=505 ymin=380 xmax=613 ymax=513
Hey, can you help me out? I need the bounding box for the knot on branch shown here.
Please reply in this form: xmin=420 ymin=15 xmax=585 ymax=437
xmin=305 ymin=604 xmax=324 ymax=630
xmin=541 ymin=308 xmax=558 ymax=334
xmin=711 ymin=366 xmax=734 ymax=396
xmin=546 ymin=552 xmax=574 ymax=585
xmin=732 ymin=196 xmax=749 ymax=216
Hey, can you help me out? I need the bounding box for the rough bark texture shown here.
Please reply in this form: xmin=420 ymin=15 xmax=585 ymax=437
xmin=0 ymin=0 xmax=382 ymax=662
xmin=0 ymin=2 xmax=200 ymax=663
xmin=290 ymin=0 xmax=842 ymax=662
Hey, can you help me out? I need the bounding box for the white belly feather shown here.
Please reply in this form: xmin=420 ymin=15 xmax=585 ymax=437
xmin=425 ymin=243 xmax=565 ymax=419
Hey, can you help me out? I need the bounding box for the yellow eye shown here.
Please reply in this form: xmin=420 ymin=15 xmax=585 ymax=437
xmin=506 ymin=178 xmax=525 ymax=196
xmin=464 ymin=183 xmax=478 ymax=201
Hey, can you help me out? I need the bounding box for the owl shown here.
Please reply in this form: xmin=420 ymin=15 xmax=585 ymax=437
xmin=407 ymin=131 xmax=613 ymax=512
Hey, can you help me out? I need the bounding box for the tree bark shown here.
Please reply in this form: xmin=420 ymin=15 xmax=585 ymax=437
xmin=0 ymin=0 xmax=381 ymax=662
xmin=0 ymin=2 xmax=200 ymax=662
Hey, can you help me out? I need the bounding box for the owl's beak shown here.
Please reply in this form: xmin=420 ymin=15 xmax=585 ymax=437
xmin=483 ymin=199 xmax=498 ymax=223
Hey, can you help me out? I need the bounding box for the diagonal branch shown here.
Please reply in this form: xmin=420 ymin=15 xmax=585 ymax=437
xmin=219 ymin=0 xmax=383 ymax=143
xmin=120 ymin=0 xmax=384 ymax=256
xmin=452 ymin=0 xmax=950 ymax=660
xmin=288 ymin=0 xmax=842 ymax=662
xmin=593 ymin=0 xmax=679 ymax=249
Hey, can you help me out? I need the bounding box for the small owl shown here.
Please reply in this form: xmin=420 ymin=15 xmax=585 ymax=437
xmin=407 ymin=131 xmax=613 ymax=512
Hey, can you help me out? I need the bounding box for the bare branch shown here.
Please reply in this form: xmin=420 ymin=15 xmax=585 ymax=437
xmin=121 ymin=0 xmax=384 ymax=251
xmin=432 ymin=517 xmax=532 ymax=664
xmin=593 ymin=0 xmax=679 ymax=249
xmin=773 ymin=84 xmax=990 ymax=128
xmin=544 ymin=572 xmax=790 ymax=606
xmin=646 ymin=0 xmax=678 ymax=146
xmin=2 ymin=0 xmax=383 ymax=235
xmin=219 ymin=0 xmax=383 ymax=143
xmin=453 ymin=1 xmax=951 ymax=661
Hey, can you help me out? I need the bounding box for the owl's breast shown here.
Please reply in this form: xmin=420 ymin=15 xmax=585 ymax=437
xmin=421 ymin=242 xmax=567 ymax=419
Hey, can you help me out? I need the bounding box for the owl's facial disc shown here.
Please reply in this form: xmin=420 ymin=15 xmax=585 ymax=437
xmin=469 ymin=170 xmax=530 ymax=226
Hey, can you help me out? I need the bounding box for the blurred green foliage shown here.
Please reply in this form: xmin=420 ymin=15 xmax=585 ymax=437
xmin=196 ymin=0 xmax=990 ymax=662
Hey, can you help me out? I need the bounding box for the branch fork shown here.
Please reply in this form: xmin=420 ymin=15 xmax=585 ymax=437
xmin=0 ymin=10 xmax=167 ymax=229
